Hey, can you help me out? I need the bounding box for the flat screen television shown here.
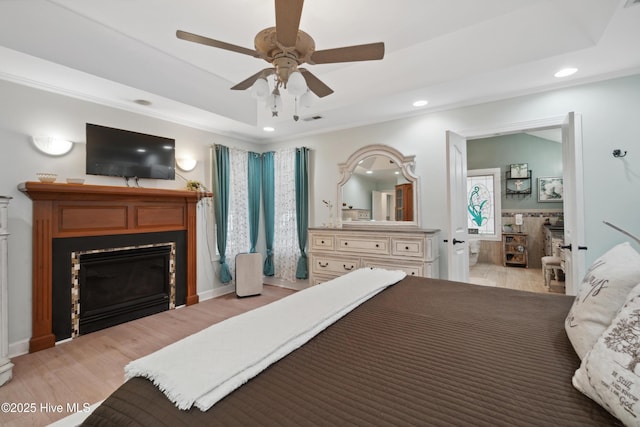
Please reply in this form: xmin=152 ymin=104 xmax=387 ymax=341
xmin=86 ymin=123 xmax=175 ymax=180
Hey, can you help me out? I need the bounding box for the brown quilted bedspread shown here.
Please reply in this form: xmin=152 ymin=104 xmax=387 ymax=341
xmin=81 ymin=276 xmax=620 ymax=426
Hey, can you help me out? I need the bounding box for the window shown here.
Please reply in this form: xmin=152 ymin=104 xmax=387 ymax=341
xmin=467 ymin=168 xmax=501 ymax=241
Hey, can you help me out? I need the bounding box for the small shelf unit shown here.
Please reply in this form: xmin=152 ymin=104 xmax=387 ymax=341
xmin=503 ymin=232 xmax=528 ymax=268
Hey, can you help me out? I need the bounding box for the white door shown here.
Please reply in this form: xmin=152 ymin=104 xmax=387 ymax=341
xmin=372 ymin=191 xmax=384 ymax=221
xmin=562 ymin=112 xmax=586 ymax=295
xmin=446 ymin=130 xmax=469 ymax=282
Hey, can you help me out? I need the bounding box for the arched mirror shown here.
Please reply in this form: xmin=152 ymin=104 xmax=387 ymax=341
xmin=337 ymin=145 xmax=420 ymax=228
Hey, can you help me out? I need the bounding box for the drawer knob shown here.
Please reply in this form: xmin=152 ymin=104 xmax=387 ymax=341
xmin=405 ymin=246 xmax=409 ymax=250
xmin=343 ymin=264 xmax=354 ymax=271
xmin=321 ymin=240 xmax=325 ymax=244
xmin=375 ymin=244 xmax=379 ymax=248
xmin=318 ymin=262 xmax=328 ymax=268
xmin=344 ymin=242 xmax=348 ymax=246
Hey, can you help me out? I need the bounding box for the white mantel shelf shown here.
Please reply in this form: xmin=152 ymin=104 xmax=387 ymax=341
xmin=0 ymin=196 xmax=13 ymax=386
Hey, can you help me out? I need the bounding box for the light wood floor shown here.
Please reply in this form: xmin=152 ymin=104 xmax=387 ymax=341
xmin=0 ymin=285 xmax=296 ymax=427
xmin=469 ymin=262 xmax=566 ymax=294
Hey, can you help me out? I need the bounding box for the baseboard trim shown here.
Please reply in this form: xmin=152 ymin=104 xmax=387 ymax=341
xmin=263 ymin=276 xmax=309 ymax=291
xmin=8 ymin=338 xmax=29 ymax=358
xmin=198 ymin=284 xmax=235 ymax=301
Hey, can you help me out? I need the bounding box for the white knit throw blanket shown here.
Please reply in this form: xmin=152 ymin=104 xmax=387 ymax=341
xmin=125 ymin=268 xmax=406 ymax=411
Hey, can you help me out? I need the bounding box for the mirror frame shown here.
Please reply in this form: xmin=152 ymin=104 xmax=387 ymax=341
xmin=337 ymin=144 xmax=420 ymax=228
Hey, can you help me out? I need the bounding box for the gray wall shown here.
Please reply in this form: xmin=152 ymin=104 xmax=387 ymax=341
xmin=467 ymin=133 xmax=563 ymax=210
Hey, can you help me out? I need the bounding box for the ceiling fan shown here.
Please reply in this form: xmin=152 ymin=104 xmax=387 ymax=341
xmin=176 ymin=0 xmax=385 ymax=100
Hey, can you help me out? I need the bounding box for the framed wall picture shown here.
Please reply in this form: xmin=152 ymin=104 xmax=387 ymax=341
xmin=510 ymin=163 xmax=528 ymax=178
xmin=538 ymin=177 xmax=563 ymax=202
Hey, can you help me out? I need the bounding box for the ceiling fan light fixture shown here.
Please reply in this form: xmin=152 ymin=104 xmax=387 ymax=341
xmin=268 ymin=88 xmax=283 ymax=116
xmin=287 ymin=70 xmax=308 ymax=97
xmin=251 ymin=77 xmax=270 ymax=99
xmin=176 ymin=0 xmax=384 ymax=123
xmin=300 ymin=90 xmax=313 ymax=108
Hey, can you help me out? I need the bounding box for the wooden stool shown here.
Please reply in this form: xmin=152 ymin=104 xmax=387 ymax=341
xmin=541 ymin=256 xmax=562 ymax=288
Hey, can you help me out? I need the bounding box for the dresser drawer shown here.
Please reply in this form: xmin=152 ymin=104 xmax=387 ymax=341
xmin=336 ymin=236 xmax=389 ymax=255
xmin=310 ymin=274 xmax=337 ymax=285
xmin=362 ymin=260 xmax=423 ymax=277
xmin=310 ymin=233 xmax=335 ymax=251
xmin=311 ymin=255 xmax=360 ymax=275
xmin=391 ymin=238 xmax=424 ymax=258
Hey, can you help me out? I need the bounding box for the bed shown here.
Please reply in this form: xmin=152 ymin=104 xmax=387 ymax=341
xmin=80 ymin=271 xmax=621 ymax=426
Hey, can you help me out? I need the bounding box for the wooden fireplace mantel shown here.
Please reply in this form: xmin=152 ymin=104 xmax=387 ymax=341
xmin=19 ymin=182 xmax=205 ymax=352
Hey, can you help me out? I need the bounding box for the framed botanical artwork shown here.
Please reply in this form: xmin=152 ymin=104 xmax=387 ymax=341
xmin=538 ymin=177 xmax=563 ymax=202
xmin=510 ymin=163 xmax=528 ymax=179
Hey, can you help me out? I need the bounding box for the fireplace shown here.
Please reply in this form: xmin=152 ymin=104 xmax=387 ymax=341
xmin=52 ymin=231 xmax=186 ymax=341
xmin=19 ymin=182 xmax=203 ymax=352
xmin=74 ymin=243 xmax=175 ymax=336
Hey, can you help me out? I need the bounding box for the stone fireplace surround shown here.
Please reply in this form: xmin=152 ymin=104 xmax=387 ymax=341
xmin=19 ymin=182 xmax=202 ymax=353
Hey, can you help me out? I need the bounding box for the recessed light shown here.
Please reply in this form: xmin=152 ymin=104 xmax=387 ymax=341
xmin=366 ymin=170 xmax=373 ymax=174
xmin=263 ymin=127 xmax=275 ymax=132
xmin=413 ymin=100 xmax=429 ymax=107
xmin=133 ymin=99 xmax=152 ymax=106
xmin=554 ymin=68 xmax=578 ymax=78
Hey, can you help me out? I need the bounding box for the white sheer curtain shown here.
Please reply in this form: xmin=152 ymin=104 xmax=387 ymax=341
xmin=273 ymin=147 xmax=299 ymax=282
xmin=226 ymin=147 xmax=250 ymax=279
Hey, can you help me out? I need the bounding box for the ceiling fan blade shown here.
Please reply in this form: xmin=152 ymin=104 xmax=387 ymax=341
xmin=176 ymin=30 xmax=259 ymax=58
xmin=275 ymin=0 xmax=304 ymax=46
xmin=300 ymin=69 xmax=334 ymax=98
xmin=309 ymin=42 xmax=385 ymax=64
xmin=231 ymin=68 xmax=276 ymax=90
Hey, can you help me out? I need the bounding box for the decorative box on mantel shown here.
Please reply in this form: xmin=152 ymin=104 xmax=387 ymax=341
xmin=18 ymin=182 xmax=205 ymax=353
xmin=308 ymin=227 xmax=440 ymax=285
xmin=0 ymin=196 xmax=13 ymax=386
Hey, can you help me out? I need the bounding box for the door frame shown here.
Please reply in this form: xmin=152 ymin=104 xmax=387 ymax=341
xmin=448 ymin=114 xmax=585 ymax=294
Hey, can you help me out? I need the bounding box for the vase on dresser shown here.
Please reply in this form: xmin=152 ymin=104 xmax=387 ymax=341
xmin=0 ymin=196 xmax=12 ymax=386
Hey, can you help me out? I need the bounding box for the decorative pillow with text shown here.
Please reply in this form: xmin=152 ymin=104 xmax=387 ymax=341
xmin=565 ymin=242 xmax=640 ymax=359
xmin=573 ymin=282 xmax=640 ymax=426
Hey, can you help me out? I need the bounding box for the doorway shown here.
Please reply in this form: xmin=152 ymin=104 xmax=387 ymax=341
xmin=446 ymin=113 xmax=586 ymax=295
xmin=466 ymin=130 xmax=564 ymax=293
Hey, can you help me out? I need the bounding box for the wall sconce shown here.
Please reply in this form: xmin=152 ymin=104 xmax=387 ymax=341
xmin=32 ymin=136 xmax=74 ymax=156
xmin=176 ymin=157 xmax=197 ymax=172
xmin=612 ymin=149 xmax=627 ymax=158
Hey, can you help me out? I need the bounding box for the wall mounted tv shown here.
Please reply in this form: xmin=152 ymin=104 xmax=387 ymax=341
xmin=86 ymin=123 xmax=175 ymax=180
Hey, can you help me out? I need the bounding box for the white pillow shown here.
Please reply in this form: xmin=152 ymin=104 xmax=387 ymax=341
xmin=573 ymin=282 xmax=640 ymax=426
xmin=565 ymin=242 xmax=640 ymax=359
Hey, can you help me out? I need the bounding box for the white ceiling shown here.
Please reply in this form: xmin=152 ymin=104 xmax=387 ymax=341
xmin=1 ymin=0 xmax=639 ymax=143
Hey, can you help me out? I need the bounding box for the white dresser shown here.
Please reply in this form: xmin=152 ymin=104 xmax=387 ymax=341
xmin=308 ymin=227 xmax=440 ymax=285
xmin=0 ymin=196 xmax=12 ymax=386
